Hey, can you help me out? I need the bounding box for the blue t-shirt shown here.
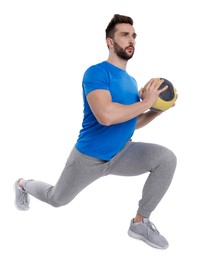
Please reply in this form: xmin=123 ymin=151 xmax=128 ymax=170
xmin=75 ymin=61 xmax=140 ymax=161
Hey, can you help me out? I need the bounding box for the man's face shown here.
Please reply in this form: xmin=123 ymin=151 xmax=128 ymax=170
xmin=112 ymin=23 xmax=137 ymax=60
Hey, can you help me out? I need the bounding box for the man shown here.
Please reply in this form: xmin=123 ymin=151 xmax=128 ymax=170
xmin=14 ymin=14 xmax=177 ymax=249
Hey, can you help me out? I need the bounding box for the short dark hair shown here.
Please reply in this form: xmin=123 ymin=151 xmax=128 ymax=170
xmin=105 ymin=14 xmax=133 ymax=39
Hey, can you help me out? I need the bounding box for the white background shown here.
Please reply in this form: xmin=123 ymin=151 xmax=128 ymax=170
xmin=0 ymin=0 xmax=199 ymax=259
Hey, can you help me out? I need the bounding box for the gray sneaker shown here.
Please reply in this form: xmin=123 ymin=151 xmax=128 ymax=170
xmin=14 ymin=179 xmax=30 ymax=210
xmin=128 ymin=218 xmax=169 ymax=249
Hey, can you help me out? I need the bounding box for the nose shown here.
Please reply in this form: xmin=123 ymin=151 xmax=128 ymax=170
xmin=129 ymin=35 xmax=135 ymax=46
xmin=129 ymin=38 xmax=135 ymax=47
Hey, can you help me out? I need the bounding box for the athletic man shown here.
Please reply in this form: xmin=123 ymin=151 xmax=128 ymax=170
xmin=14 ymin=14 xmax=177 ymax=249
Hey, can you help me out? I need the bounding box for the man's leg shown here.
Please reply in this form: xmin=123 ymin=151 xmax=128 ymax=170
xmin=107 ymin=141 xmax=177 ymax=249
xmin=15 ymin=147 xmax=108 ymax=208
xmin=107 ymin=141 xmax=177 ymax=217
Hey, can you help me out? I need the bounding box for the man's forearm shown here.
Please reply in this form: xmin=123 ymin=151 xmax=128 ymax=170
xmin=136 ymin=110 xmax=162 ymax=129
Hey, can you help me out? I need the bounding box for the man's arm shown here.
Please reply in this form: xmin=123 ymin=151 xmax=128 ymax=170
xmin=135 ymin=111 xmax=162 ymax=129
xmin=86 ymin=89 xmax=150 ymax=126
xmin=86 ymin=78 xmax=167 ymax=126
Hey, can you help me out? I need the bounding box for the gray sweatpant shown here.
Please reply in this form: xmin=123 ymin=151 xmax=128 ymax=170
xmin=24 ymin=141 xmax=177 ymax=218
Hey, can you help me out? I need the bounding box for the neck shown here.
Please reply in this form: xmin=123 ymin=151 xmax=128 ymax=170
xmin=107 ymin=55 xmax=128 ymax=70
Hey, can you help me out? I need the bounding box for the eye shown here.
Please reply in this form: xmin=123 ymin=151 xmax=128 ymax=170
xmin=133 ymin=33 xmax=137 ymax=39
xmin=121 ymin=32 xmax=128 ymax=37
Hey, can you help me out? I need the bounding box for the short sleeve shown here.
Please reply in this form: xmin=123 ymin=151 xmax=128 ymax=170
xmin=82 ymin=64 xmax=110 ymax=96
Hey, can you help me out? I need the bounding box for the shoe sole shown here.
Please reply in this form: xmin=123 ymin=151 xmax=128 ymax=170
xmin=13 ymin=182 xmax=30 ymax=211
xmin=128 ymin=229 xmax=168 ymax=249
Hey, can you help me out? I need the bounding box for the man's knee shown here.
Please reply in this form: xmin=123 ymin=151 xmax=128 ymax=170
xmin=48 ymin=193 xmax=74 ymax=208
xmin=165 ymin=148 xmax=177 ymax=170
xmin=160 ymin=147 xmax=177 ymax=179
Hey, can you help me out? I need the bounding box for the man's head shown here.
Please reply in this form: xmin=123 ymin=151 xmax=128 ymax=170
xmin=105 ymin=14 xmax=134 ymax=39
xmin=105 ymin=14 xmax=137 ymax=60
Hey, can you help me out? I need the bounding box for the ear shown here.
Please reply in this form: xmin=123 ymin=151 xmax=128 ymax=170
xmin=106 ymin=38 xmax=114 ymax=48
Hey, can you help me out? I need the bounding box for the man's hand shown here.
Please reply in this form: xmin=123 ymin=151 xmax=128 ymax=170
xmin=139 ymin=78 xmax=168 ymax=108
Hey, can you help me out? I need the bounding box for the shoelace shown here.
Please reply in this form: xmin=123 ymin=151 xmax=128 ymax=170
xmin=19 ymin=191 xmax=29 ymax=205
xmin=146 ymin=220 xmax=160 ymax=234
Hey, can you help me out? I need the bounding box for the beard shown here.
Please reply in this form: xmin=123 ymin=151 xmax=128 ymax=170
xmin=113 ymin=41 xmax=134 ymax=60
